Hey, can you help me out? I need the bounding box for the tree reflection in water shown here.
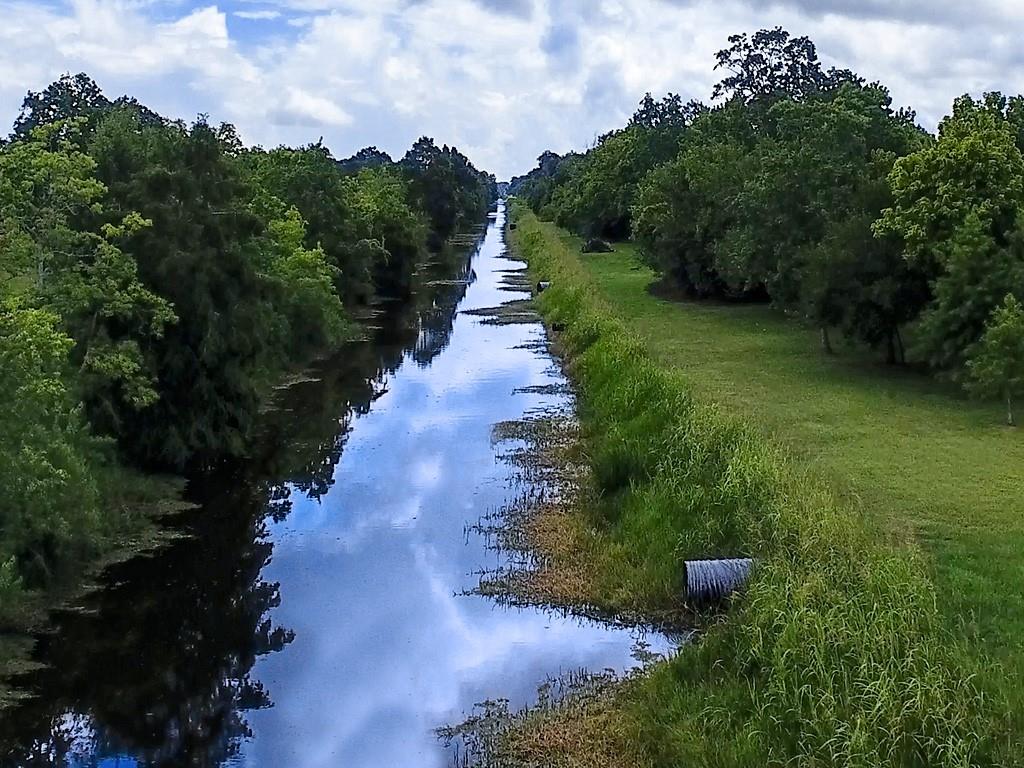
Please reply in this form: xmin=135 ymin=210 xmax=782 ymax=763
xmin=0 ymin=231 xmax=484 ymax=766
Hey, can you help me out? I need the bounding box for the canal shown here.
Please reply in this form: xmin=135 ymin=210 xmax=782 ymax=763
xmin=0 ymin=203 xmax=670 ymax=767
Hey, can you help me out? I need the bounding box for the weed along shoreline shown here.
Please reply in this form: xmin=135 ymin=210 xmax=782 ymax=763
xmin=487 ymin=202 xmax=1009 ymax=767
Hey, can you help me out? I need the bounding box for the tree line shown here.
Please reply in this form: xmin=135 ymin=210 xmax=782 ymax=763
xmin=511 ymin=28 xmax=1024 ymax=422
xmin=0 ymin=73 xmax=496 ymax=602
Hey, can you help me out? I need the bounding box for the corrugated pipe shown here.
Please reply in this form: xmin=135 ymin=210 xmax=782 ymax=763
xmin=684 ymin=558 xmax=754 ymax=605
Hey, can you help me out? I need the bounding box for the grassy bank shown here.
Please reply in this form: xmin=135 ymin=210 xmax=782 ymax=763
xmin=508 ymin=203 xmax=1012 ymax=766
xmin=576 ymin=241 xmax=1024 ymax=667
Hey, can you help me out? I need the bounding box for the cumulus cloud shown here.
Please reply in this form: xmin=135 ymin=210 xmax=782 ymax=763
xmin=0 ymin=0 xmax=1021 ymax=177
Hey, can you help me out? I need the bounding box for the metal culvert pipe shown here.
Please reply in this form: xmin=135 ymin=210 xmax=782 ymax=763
xmin=684 ymin=558 xmax=754 ymax=605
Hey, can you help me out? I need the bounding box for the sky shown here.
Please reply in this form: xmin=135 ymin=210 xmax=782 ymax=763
xmin=1 ymin=0 xmax=1022 ymax=179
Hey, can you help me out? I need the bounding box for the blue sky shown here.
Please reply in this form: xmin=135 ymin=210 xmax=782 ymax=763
xmin=2 ymin=0 xmax=1023 ymax=178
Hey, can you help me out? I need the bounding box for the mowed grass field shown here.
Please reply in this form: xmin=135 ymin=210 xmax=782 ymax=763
xmin=539 ymin=221 xmax=1024 ymax=674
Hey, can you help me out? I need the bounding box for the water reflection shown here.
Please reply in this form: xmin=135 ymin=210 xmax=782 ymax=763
xmin=0 ymin=205 xmax=670 ymax=767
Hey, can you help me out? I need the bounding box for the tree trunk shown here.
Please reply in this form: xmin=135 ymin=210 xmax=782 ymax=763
xmin=895 ymin=326 xmax=906 ymax=365
xmin=885 ymin=332 xmax=896 ymax=365
xmin=1009 ymin=393 xmax=1016 ymax=427
xmin=820 ymin=327 xmax=834 ymax=355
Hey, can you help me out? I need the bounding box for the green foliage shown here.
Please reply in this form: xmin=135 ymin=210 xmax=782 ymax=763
xmin=336 ymin=145 xmax=394 ymax=174
xmin=633 ymin=109 xmax=754 ymax=298
xmin=0 ymin=119 xmax=106 ymax=284
xmin=87 ymin=111 xmax=283 ymax=467
xmin=0 ymin=120 xmax=176 ymax=438
xmin=967 ymin=294 xmax=1024 ymax=425
xmin=261 ymin=205 xmax=349 ymax=358
xmin=522 ymin=29 xmax=1024 ymax=391
xmin=878 ymin=95 xmax=1024 ymax=267
xmin=0 ymin=301 xmax=102 ymax=588
xmin=0 ymin=70 xmax=495 ymax=619
xmin=401 ymin=136 xmax=495 ymax=246
xmin=877 ymin=95 xmax=1024 ymax=370
xmin=513 ymin=207 xmax=1003 ymax=767
xmin=518 ymin=94 xmax=699 ymax=240
xmin=632 ymin=80 xmax=926 ymax=331
xmin=244 ymin=143 xmax=374 ymax=303
xmin=555 ymin=126 xmax=677 ymax=238
xmin=343 ymin=166 xmax=428 ymax=296
xmin=245 ymin=140 xmax=489 ymax=302
xmin=712 ymin=27 xmax=861 ymax=104
xmin=11 ymin=73 xmax=111 ymax=143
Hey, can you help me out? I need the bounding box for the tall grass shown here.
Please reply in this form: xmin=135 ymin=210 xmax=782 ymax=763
xmin=511 ymin=207 xmax=1004 ymax=766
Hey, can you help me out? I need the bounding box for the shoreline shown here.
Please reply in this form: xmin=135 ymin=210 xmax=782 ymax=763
xmin=456 ymin=202 xmax=1009 ymax=767
xmin=0 ymin=233 xmax=475 ymax=715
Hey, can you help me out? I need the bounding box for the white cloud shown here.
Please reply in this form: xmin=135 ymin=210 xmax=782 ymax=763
xmin=280 ymin=85 xmax=353 ymax=127
xmin=1 ymin=0 xmax=1023 ymax=177
xmin=234 ymin=9 xmax=282 ymax=20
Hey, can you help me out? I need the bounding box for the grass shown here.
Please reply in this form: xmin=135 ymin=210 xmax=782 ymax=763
xmin=508 ymin=204 xmax=1016 ymax=767
xmin=566 ymin=232 xmax=1024 ymax=670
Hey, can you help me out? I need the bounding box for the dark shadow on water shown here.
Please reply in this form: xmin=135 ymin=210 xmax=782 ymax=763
xmin=0 ymin=232 xmax=484 ymax=767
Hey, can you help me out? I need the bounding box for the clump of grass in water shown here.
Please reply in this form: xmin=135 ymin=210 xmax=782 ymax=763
xmin=506 ymin=204 xmax=1006 ymax=766
xmin=476 ymin=412 xmax=607 ymax=614
xmin=462 ymin=299 xmax=540 ymax=326
xmin=440 ymin=658 xmax=662 ymax=768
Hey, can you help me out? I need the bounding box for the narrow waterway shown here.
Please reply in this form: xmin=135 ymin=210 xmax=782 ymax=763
xmin=0 ymin=204 xmax=670 ymax=767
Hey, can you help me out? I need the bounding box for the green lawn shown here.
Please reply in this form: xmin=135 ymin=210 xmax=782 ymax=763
xmin=545 ymin=224 xmax=1024 ymax=671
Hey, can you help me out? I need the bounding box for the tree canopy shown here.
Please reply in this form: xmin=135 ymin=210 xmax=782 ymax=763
xmin=516 ymin=27 xmax=1024 ymax=417
xmin=0 ymin=73 xmax=496 ymax=602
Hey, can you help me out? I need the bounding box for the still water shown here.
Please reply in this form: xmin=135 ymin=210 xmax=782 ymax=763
xmin=0 ymin=204 xmax=671 ymax=767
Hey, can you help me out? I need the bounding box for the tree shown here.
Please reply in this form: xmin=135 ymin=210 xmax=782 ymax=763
xmin=712 ymin=27 xmax=857 ymax=104
xmin=801 ymin=206 xmax=929 ymax=362
xmin=0 ymin=301 xmax=102 ymax=586
xmin=542 ymin=93 xmax=706 ymax=239
xmin=343 ymin=167 xmax=428 ymax=296
xmin=537 ymin=150 xmax=562 ymax=176
xmin=0 ymin=120 xmax=176 ymax=425
xmin=967 ymin=294 xmax=1024 ymax=425
xmin=633 ymin=151 xmax=728 ymax=297
xmin=11 ymin=73 xmax=111 ymax=143
xmin=337 ymin=146 xmax=393 ymax=175
xmin=629 ymin=92 xmax=705 ymax=131
xmin=633 ymin=100 xmax=759 ymax=299
xmin=877 ymin=95 xmax=1024 ymax=268
xmin=258 ymin=202 xmax=348 ymax=358
xmin=876 ymin=95 xmax=1024 ymax=370
xmin=560 ymin=129 xmax=652 ymax=237
xmin=245 ymin=143 xmax=372 ymax=303
xmin=88 ymin=111 xmax=283 ymax=468
xmin=759 ymin=85 xmax=925 ymax=352
xmin=401 ymin=138 xmax=492 ymax=245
